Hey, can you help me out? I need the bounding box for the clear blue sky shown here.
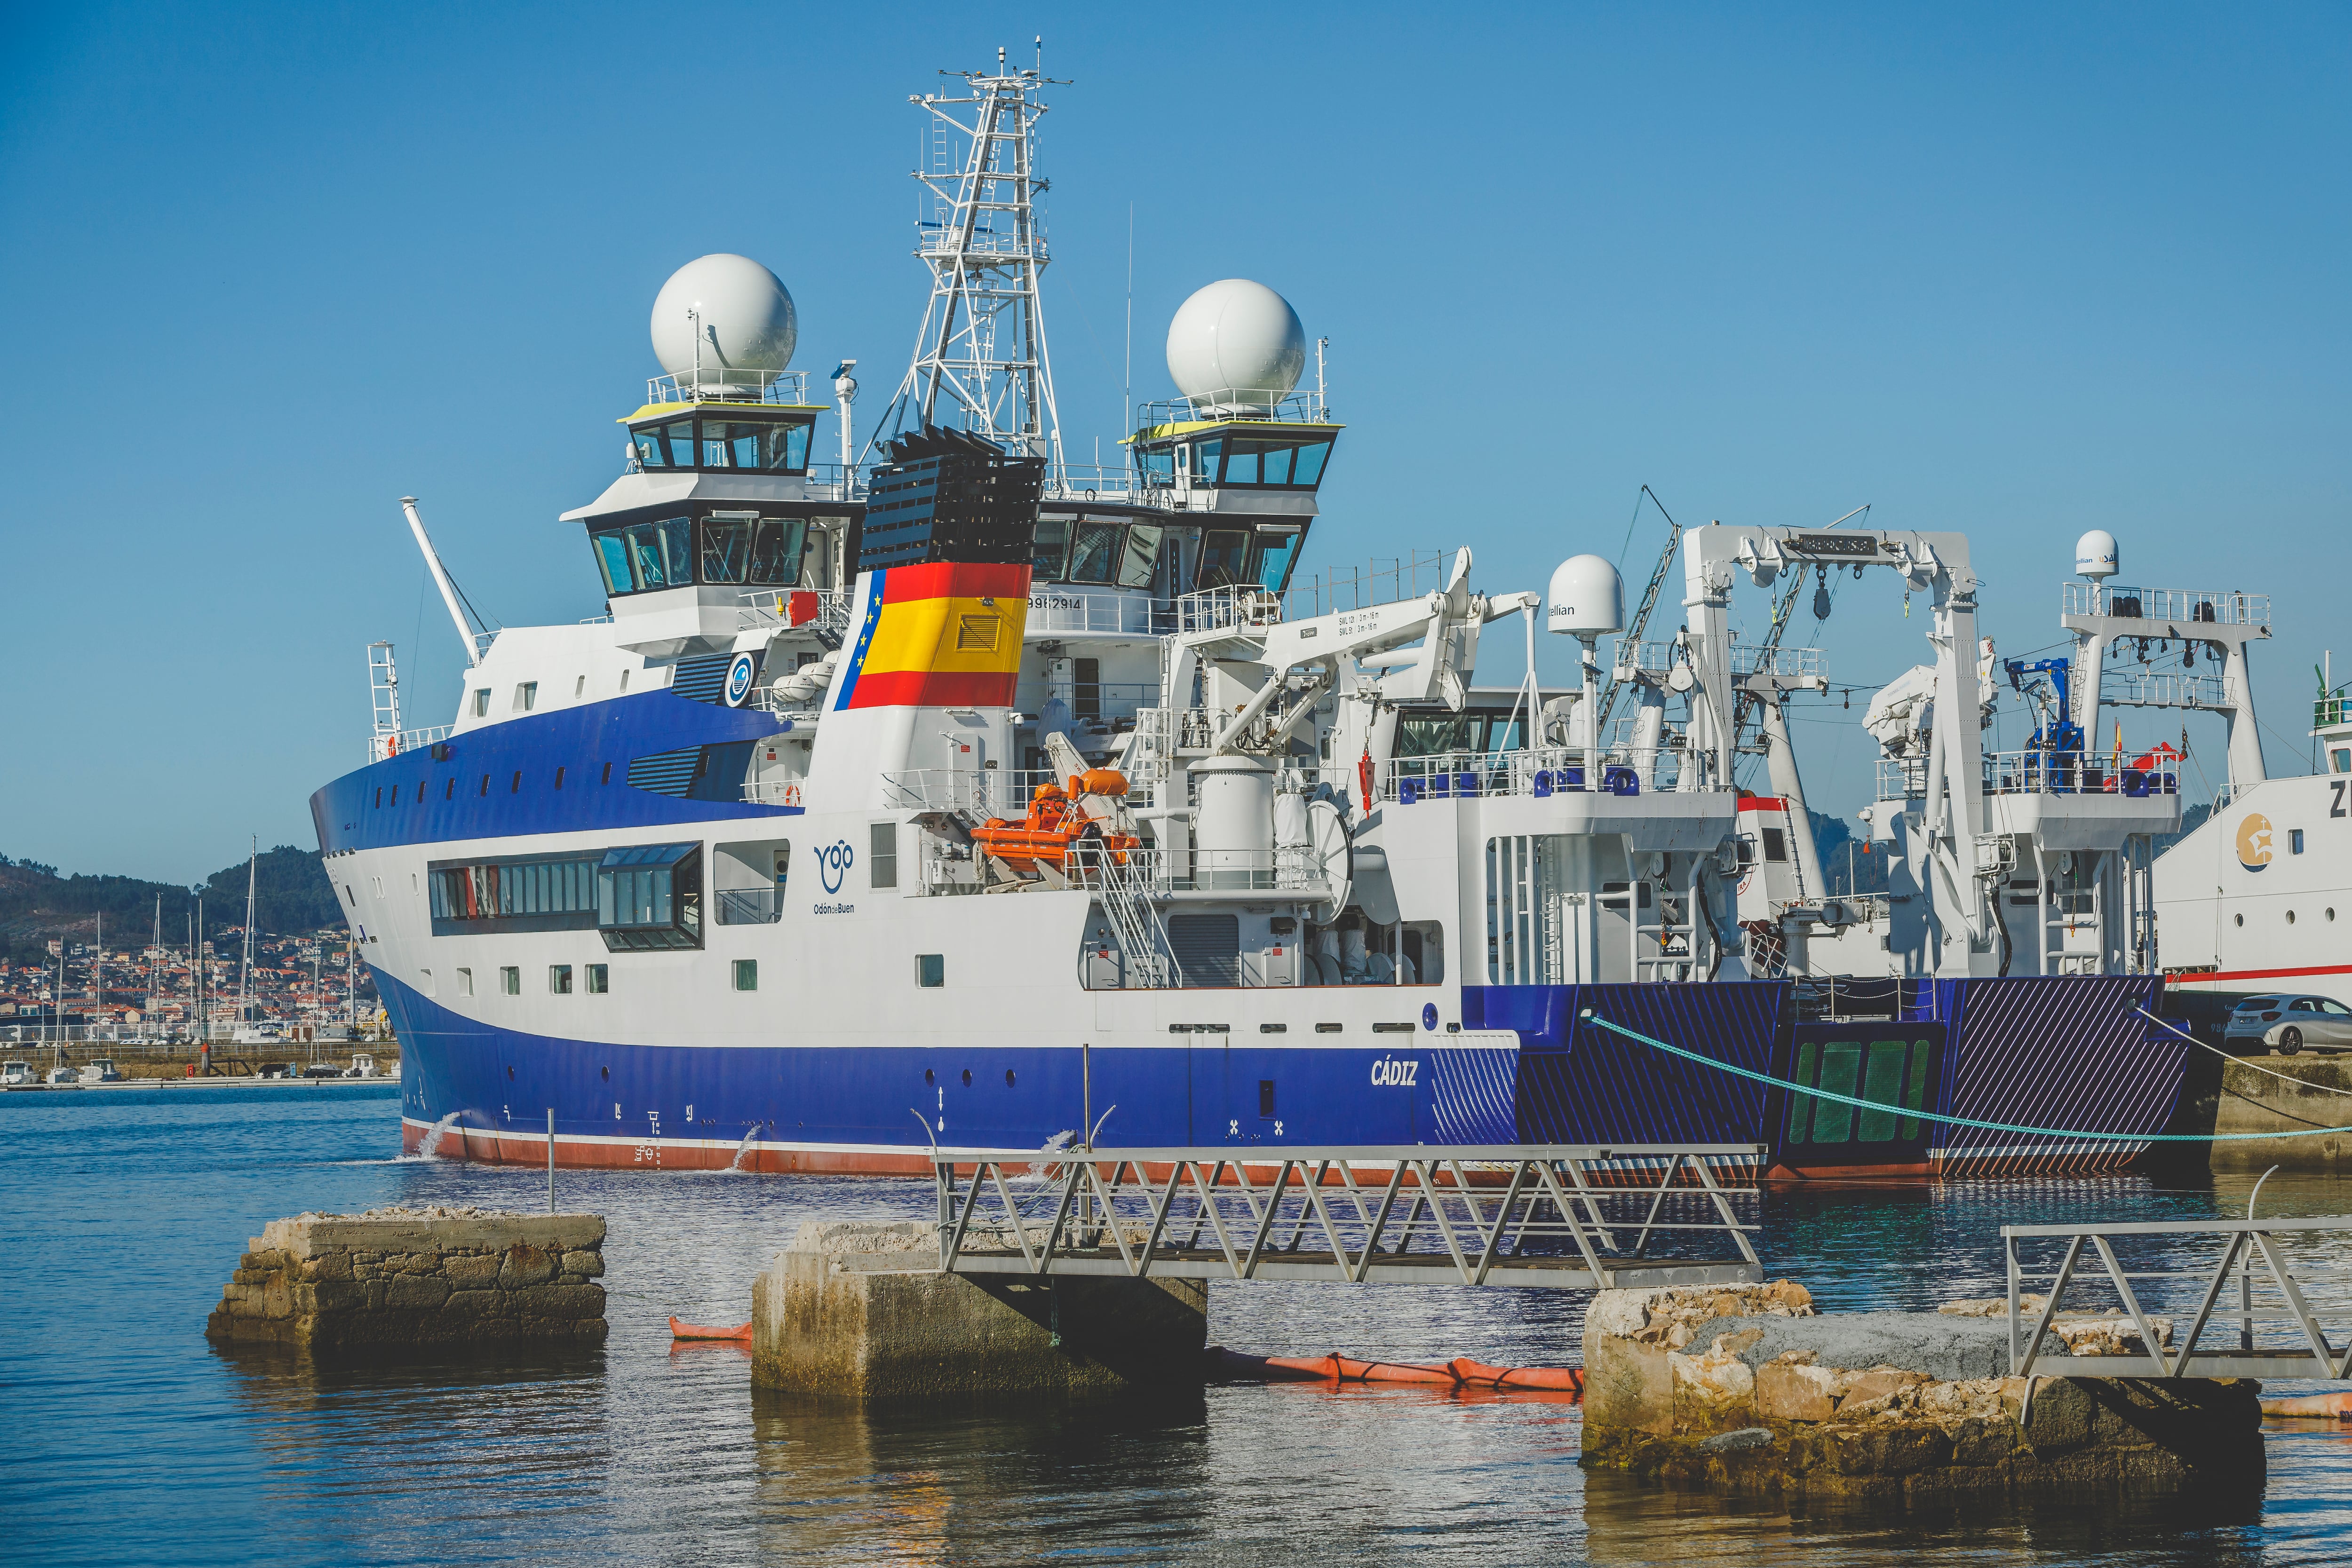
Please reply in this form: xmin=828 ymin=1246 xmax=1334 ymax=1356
xmin=4 ymin=3 xmax=2346 ymax=883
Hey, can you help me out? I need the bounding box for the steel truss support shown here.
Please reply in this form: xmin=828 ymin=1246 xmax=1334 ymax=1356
xmin=931 ymin=1143 xmax=1766 ymax=1290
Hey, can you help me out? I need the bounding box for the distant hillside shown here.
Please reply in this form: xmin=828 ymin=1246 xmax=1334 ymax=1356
xmin=0 ymin=845 xmax=341 ymax=964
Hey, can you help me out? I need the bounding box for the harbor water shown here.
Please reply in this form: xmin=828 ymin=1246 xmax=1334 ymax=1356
xmin=7 ymin=1085 xmax=2352 ymax=1565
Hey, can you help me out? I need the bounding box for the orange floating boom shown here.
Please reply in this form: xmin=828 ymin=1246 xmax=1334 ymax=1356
xmin=669 ymin=1315 xmax=753 ymax=1342
xmin=2260 ymin=1391 xmax=2352 ymax=1418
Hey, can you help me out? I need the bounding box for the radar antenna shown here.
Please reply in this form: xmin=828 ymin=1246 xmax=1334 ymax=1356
xmin=873 ymin=51 xmax=1070 ymax=486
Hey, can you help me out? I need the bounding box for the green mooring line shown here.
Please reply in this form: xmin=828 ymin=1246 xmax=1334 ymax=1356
xmin=1580 ymin=1011 xmax=2352 ymax=1143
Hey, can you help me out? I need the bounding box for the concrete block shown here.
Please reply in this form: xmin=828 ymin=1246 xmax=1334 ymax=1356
xmin=383 ymin=1275 xmax=451 ymax=1310
xmin=444 ymin=1253 xmax=500 ymax=1286
xmin=562 ymin=1251 xmax=604 ymax=1278
xmin=752 ymin=1219 xmax=1207 ymax=1400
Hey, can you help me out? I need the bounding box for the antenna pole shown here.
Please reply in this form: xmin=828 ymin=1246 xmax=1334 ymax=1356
xmin=1124 ymin=204 xmax=1134 ymax=436
xmin=400 ymin=498 xmax=480 ymax=667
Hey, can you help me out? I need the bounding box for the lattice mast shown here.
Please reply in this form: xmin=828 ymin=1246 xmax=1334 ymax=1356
xmin=875 ymin=46 xmax=1068 ymax=484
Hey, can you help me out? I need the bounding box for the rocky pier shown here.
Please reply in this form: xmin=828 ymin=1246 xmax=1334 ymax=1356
xmin=1580 ymin=1282 xmax=2264 ymax=1504
xmin=206 ymin=1206 xmax=607 ymax=1349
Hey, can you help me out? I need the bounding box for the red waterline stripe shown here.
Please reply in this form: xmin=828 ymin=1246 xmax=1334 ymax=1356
xmin=2173 ymin=963 xmax=2352 ymax=985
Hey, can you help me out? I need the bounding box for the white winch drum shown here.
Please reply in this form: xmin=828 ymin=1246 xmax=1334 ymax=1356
xmin=1192 ymin=755 xmax=1276 ymax=890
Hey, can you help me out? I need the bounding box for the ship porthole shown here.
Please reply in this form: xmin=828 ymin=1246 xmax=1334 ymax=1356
xmin=2234 ymin=914 xmax=2244 ymax=927
xmin=1005 ymin=1069 xmax=1016 ymax=1087
xmin=601 ymin=1066 xmax=610 ymax=1080
xmin=506 ymin=1066 xmax=515 ymax=1081
xmin=2288 ymin=910 xmax=2297 ymax=925
xmin=961 ymin=1069 xmax=972 ymax=1086
xmin=2330 ymin=909 xmax=2338 ymax=921
xmin=924 ymin=1068 xmax=935 ymax=1085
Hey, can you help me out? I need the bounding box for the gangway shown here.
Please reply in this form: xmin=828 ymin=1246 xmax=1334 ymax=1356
xmin=2005 ymin=1215 xmax=2352 ymax=1379
xmin=931 ymin=1143 xmax=1766 ymax=1291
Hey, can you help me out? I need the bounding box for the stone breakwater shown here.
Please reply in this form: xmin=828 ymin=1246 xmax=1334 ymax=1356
xmin=206 ymin=1206 xmax=607 ymax=1349
xmin=1581 ymin=1283 xmax=2262 ymax=1504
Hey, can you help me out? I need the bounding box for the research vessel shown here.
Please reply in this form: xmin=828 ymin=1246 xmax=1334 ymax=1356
xmin=318 ymin=59 xmax=2192 ymax=1178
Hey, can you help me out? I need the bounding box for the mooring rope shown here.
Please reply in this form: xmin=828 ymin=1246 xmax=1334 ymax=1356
xmin=2134 ymin=1006 xmax=2352 ymax=1098
xmin=1581 ymin=1010 xmax=2352 ymax=1142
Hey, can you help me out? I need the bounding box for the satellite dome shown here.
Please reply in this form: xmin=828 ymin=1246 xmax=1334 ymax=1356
xmin=650 ymin=254 xmax=796 ymax=395
xmin=2074 ymin=529 xmax=2120 ymax=581
xmin=1166 ymin=279 xmax=1306 ymax=415
xmin=1547 ymin=554 xmax=1625 ymax=637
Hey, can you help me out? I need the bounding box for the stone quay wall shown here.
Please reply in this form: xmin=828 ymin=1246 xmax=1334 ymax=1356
xmin=1581 ymin=1283 xmax=2263 ymax=1505
xmin=206 ymin=1207 xmax=607 ymax=1349
xmin=753 ymin=1220 xmax=1208 ymax=1400
xmin=2210 ymin=1055 xmax=2352 ymax=1171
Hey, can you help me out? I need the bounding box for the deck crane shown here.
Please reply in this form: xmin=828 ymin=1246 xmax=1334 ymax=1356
xmin=1592 ymin=487 xmax=1684 ymax=746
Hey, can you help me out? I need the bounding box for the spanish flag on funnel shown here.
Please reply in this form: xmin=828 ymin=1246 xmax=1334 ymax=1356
xmin=833 ymin=562 xmax=1030 ymax=710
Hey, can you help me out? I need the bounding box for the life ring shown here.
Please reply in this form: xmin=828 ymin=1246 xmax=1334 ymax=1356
xmin=783 ymin=783 xmax=802 ymax=807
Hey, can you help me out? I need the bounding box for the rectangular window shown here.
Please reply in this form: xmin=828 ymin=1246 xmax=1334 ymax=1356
xmin=1224 ymin=446 xmax=1260 ymax=485
xmin=1258 ymin=1079 xmax=1276 ymax=1118
xmin=1811 ymin=1044 xmax=1861 ymax=1143
xmin=418 ymin=968 xmax=434 ymax=996
xmin=500 ymin=966 xmax=520 ymax=996
xmin=1117 ymin=524 xmax=1163 ymax=589
xmin=1762 ymin=828 xmax=1788 ymax=863
xmin=428 ymin=853 xmax=601 ymax=930
xmin=1065 ymin=519 xmax=1124 ymax=584
xmin=555 ymin=766 xmax=566 ymax=791
xmin=473 ymin=689 xmax=490 ymax=717
xmin=1291 ymin=440 xmax=1331 ymax=486
xmin=1785 ymin=1042 xmax=1820 ymax=1144
xmin=1196 ymin=438 xmax=1224 ymax=482
xmin=1199 ymin=529 xmax=1248 ymax=590
xmin=1248 ymin=529 xmax=1303 ymax=592
xmin=2291 ymin=829 xmax=2305 ymax=855
xmin=2334 ymin=748 xmax=2351 ymax=775
xmin=456 ymin=967 xmax=473 ymax=996
xmin=870 ymin=822 xmax=898 ymax=888
xmin=549 ymin=964 xmax=572 ymax=994
xmin=586 ymin=963 xmax=608 ymax=994
xmin=916 ymin=954 xmax=944 ymax=988
xmin=733 ymin=958 xmax=758 ymax=992
xmin=1072 ymin=657 xmax=1101 ymax=720
xmin=596 ymin=842 xmax=703 ymax=951
xmin=1899 ymin=1040 xmax=1932 ymax=1139
xmin=515 ymin=682 xmax=537 ymax=712
xmin=1030 ymin=514 xmax=1072 ymax=578
xmin=630 ymin=428 xmax=665 ymax=470
xmin=1855 ymin=1042 xmax=1910 ymax=1142
xmin=444 ymin=778 xmax=454 ymax=800
xmin=389 ymin=784 xmax=400 ymax=806
xmin=660 ymin=420 xmax=694 ymax=466
xmin=510 ymin=770 xmax=523 ymax=793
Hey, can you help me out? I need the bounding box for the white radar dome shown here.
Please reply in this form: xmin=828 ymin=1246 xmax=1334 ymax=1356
xmin=1165 ymin=279 xmax=1307 ymax=415
xmin=2074 ymin=529 xmax=2120 ymax=581
xmin=1547 ymin=554 xmax=1625 ymax=637
xmin=650 ymin=254 xmax=797 ymax=394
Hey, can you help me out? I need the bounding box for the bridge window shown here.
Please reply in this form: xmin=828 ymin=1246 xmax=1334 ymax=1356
xmin=628 ymin=416 xmax=815 ymax=474
xmin=1119 ymin=524 xmax=1163 ymax=589
xmin=1199 ymin=530 xmax=1248 ymax=589
xmin=1200 ymin=436 xmax=1334 ymax=491
xmin=1249 ymin=529 xmax=1302 ymax=592
xmin=1031 ymin=515 xmax=1071 ymax=578
xmin=699 ymin=515 xmax=807 ymax=586
xmin=1066 ymin=519 xmax=1123 ymax=584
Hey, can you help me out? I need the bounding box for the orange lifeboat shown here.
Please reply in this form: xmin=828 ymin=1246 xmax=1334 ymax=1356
xmin=972 ymin=775 xmax=1141 ymax=873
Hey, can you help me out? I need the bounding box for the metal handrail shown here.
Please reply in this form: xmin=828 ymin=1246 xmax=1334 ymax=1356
xmin=2005 ymin=1215 xmax=2352 ymax=1379
xmin=934 ymin=1143 xmax=1765 ymax=1290
xmin=363 ymin=725 xmax=453 ymax=765
xmin=2061 ymin=581 xmax=2271 ymax=626
xmin=643 ymin=370 xmax=816 ymax=406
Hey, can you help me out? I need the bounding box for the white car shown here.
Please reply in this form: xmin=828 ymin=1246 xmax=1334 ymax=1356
xmin=2261 ymin=996 xmax=2352 ymax=1057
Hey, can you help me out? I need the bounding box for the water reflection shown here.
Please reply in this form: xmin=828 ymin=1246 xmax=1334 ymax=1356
xmin=14 ymin=1087 xmax=2352 ymax=1563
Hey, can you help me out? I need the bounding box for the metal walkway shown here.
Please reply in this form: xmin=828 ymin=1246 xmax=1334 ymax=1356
xmin=931 ymin=1144 xmax=1766 ymax=1290
xmin=2006 ymin=1216 xmax=2352 ymax=1378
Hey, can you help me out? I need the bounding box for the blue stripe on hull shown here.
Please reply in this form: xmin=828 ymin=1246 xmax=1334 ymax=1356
xmin=313 ymin=691 xmax=795 ymax=855
xmin=381 ymin=973 xmax=1478 ymax=1156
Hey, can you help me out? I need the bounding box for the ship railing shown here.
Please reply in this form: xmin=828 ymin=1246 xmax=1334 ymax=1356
xmin=737 ymin=588 xmax=855 ymax=636
xmin=1379 ymin=745 xmax=1700 ymax=804
xmin=1042 ymin=464 xmax=1138 ymax=502
xmin=2315 ymin=695 xmax=2352 ymax=731
xmin=1876 ymin=755 xmax=1930 ymax=801
xmin=713 ymin=887 xmax=782 ymax=926
xmin=1040 ymin=680 xmax=1161 ymax=722
xmin=1175 ymin=585 xmax=1284 ymax=634
xmin=741 ymin=779 xmax=805 ymax=807
xmin=1983 ymin=748 xmax=2181 ymax=798
xmin=1131 ymin=390 xmax=1334 ymax=430
xmin=881 ymin=768 xmax=1065 ymax=819
xmin=2062 ymin=582 xmax=2271 ymax=627
xmin=2105 ymin=673 xmax=2234 ymax=711
xmin=643 ymin=370 xmax=816 ymax=406
xmin=1612 ymin=641 xmax=1818 ymax=680
xmin=1279 ymin=550 xmax=1455 ymax=622
xmin=364 ymin=725 xmax=453 ymax=765
xmin=1025 ymin=588 xmax=1175 ymax=637
xmin=798 ymin=462 xmax=864 ymax=501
